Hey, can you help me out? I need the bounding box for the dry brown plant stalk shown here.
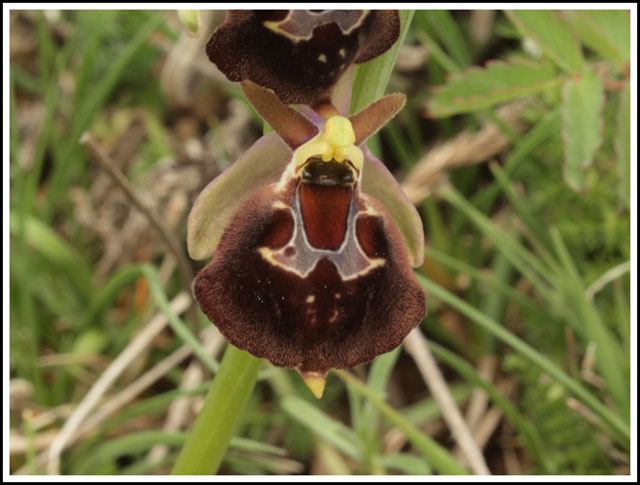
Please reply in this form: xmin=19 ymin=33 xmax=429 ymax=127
xmin=401 ymin=102 xmax=527 ymax=205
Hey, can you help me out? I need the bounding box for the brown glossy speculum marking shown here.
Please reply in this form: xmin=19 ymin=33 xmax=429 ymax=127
xmin=299 ymin=160 xmax=355 ymax=250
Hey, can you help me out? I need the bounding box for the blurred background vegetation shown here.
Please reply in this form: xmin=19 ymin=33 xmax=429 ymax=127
xmin=9 ymin=9 xmax=632 ymax=475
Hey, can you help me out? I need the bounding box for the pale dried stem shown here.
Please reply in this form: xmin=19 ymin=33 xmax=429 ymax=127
xmin=10 ymin=430 xmax=58 ymax=456
xmin=18 ymin=295 xmax=213 ymax=475
xmin=471 ymin=405 xmax=503 ymax=450
xmin=26 ymin=404 xmax=73 ymax=433
xmin=502 ymin=443 xmax=523 ymax=475
xmin=473 ymin=379 xmax=515 ymax=449
xmin=452 ymin=355 xmax=498 ymax=466
xmin=45 ymin=292 xmax=191 ymax=475
xmin=580 ymin=342 xmax=606 ymax=389
xmin=469 ymin=10 xmax=495 ymax=47
xmin=80 ymin=132 xmax=199 ymax=330
xmin=584 ymin=261 xmax=631 ymax=301
xmin=401 ymin=102 xmax=526 ymax=204
xmin=464 ymin=355 xmax=497 ymax=432
xmin=80 ymin=344 xmax=194 ymax=432
xmin=404 ymin=330 xmax=491 ymax=475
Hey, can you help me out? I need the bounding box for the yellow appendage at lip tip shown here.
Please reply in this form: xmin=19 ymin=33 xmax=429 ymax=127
xmin=303 ymin=374 xmax=326 ymax=399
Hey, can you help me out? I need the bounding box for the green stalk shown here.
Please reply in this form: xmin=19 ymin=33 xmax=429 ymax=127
xmin=172 ymin=11 xmax=415 ymax=474
xmin=172 ymin=346 xmax=262 ymax=475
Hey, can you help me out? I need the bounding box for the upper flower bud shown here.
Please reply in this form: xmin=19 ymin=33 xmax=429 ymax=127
xmin=177 ymin=10 xmax=201 ymax=36
xmin=206 ymin=10 xmax=400 ymax=108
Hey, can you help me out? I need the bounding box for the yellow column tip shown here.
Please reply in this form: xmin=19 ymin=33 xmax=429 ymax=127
xmin=302 ymin=374 xmax=326 ymax=399
xmin=323 ymin=116 xmax=356 ymax=148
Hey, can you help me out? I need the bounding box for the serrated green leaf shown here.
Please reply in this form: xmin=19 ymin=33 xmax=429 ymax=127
xmin=615 ymin=84 xmax=630 ymax=205
xmin=561 ymin=68 xmax=604 ymax=191
xmin=506 ymin=10 xmax=584 ymax=74
xmin=565 ymin=10 xmax=630 ymax=64
xmin=428 ymin=60 xmax=561 ymax=117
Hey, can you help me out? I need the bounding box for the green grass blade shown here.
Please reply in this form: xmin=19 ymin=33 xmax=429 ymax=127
xmin=74 ymin=430 xmax=284 ymax=475
xmin=414 ymin=14 xmax=461 ymax=75
xmin=141 ymin=265 xmax=219 ymax=374
xmin=549 ymin=227 xmax=629 ymax=422
xmin=335 ymin=370 xmax=469 ymax=475
xmin=47 ymin=12 xmax=165 ymax=209
xmin=281 ymin=396 xmax=363 ymax=462
xmin=487 ymin=162 xmax=561 ymax=274
xmin=421 ymin=10 xmax=472 ymax=68
xmin=380 ymin=452 xmax=433 ymax=475
xmin=427 ymin=341 xmax=555 ymax=472
xmin=9 ymin=212 xmax=93 ymax=300
xmin=360 ymin=347 xmax=402 ymax=469
xmin=417 ymin=274 xmax=630 ymax=443
xmin=424 ymin=247 xmax=544 ymax=317
xmin=441 ymin=187 xmax=556 ymax=304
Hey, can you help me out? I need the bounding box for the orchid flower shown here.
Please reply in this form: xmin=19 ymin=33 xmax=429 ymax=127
xmin=187 ymin=10 xmax=425 ymax=398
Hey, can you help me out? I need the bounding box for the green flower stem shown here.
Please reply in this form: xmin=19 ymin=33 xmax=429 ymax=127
xmin=172 ymin=11 xmax=415 ymax=475
xmin=172 ymin=345 xmax=262 ymax=475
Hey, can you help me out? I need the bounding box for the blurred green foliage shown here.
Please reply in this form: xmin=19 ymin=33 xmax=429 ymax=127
xmin=9 ymin=9 xmax=630 ymax=475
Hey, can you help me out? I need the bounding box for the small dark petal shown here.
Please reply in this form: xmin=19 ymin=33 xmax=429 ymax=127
xmin=241 ymin=81 xmax=318 ymax=150
xmin=349 ymin=93 xmax=406 ymax=146
xmin=207 ymin=10 xmax=400 ymax=107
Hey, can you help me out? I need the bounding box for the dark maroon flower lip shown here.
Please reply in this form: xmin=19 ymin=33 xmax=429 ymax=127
xmin=206 ymin=10 xmax=400 ymax=108
xmin=194 ymin=179 xmax=426 ymax=378
xmin=188 ymin=73 xmax=426 ymax=386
